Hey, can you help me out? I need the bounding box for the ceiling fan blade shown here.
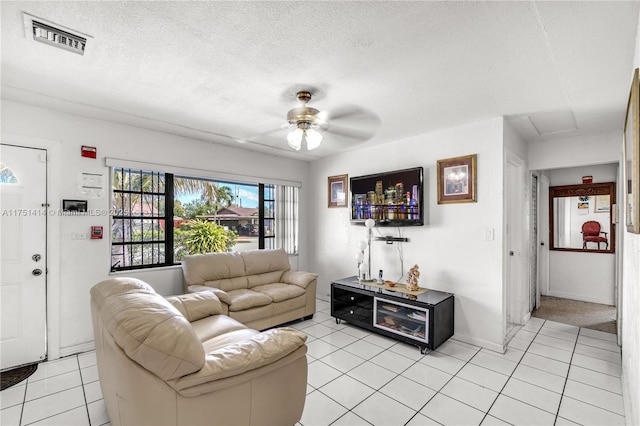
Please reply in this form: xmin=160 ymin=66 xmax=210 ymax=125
xmin=235 ymin=124 xmax=287 ymax=143
xmin=326 ymin=124 xmax=376 ymax=141
xmin=324 ymin=104 xmax=379 ymax=123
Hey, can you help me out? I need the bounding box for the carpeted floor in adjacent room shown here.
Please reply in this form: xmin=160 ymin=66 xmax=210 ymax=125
xmin=532 ymin=295 xmax=617 ymax=334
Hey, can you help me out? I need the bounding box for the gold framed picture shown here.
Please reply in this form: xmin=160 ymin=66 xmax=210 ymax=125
xmin=437 ymin=154 xmax=477 ymax=204
xmin=328 ymin=174 xmax=348 ymax=208
xmin=624 ymin=68 xmax=640 ymax=233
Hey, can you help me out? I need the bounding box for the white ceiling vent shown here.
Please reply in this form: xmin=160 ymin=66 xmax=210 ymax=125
xmin=23 ymin=13 xmax=93 ymax=56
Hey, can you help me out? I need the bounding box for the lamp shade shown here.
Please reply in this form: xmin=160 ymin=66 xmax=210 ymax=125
xmin=287 ymin=128 xmax=303 ymax=151
xmin=287 ymin=128 xmax=323 ymax=151
xmin=364 ymin=218 xmax=376 ymax=228
xmin=305 ymin=129 xmax=323 ymax=150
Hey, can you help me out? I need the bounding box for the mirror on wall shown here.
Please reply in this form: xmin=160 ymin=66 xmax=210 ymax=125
xmin=549 ymin=182 xmax=615 ymax=253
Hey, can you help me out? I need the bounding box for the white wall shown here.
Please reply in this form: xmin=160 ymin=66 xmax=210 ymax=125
xmin=309 ymin=118 xmax=507 ymax=351
xmin=529 ymin=131 xmax=622 ymax=171
xmin=620 ymin=14 xmax=640 ymax=425
xmin=1 ymin=100 xmax=311 ymax=357
xmin=545 ymin=164 xmax=617 ymax=305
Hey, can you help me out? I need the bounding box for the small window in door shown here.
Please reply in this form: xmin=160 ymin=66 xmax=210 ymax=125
xmin=0 ymin=162 xmax=18 ymax=184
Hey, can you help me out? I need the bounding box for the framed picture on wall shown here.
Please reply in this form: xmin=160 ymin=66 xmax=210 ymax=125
xmin=328 ymin=174 xmax=348 ymax=208
xmin=437 ymin=154 xmax=477 ymax=204
xmin=624 ymin=68 xmax=640 ymax=233
xmin=594 ymin=195 xmax=611 ymax=213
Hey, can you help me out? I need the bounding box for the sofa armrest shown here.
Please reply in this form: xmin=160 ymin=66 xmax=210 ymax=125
xmin=166 ymin=292 xmax=223 ymax=322
xmin=188 ymin=285 xmax=232 ymax=305
xmin=281 ymin=270 xmax=318 ymax=289
xmin=168 ymin=327 xmax=307 ymax=394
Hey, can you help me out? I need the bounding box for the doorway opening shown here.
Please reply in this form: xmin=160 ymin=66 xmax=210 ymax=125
xmin=532 ymin=295 xmax=616 ymax=334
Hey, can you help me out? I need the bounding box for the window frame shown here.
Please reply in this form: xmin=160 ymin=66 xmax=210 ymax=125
xmin=110 ymin=168 xmax=287 ymax=272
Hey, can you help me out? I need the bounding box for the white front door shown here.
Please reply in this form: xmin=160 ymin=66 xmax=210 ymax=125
xmin=1 ymin=144 xmax=47 ymax=369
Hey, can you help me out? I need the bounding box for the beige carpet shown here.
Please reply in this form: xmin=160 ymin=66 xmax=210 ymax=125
xmin=532 ymin=295 xmax=617 ymax=334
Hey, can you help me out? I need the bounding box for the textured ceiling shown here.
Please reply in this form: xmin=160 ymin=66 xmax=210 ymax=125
xmin=1 ymin=1 xmax=639 ymax=161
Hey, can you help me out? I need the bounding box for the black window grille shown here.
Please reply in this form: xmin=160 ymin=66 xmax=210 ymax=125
xmin=111 ymin=168 xmax=173 ymax=271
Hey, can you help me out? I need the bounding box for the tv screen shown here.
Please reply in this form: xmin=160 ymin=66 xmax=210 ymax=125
xmin=350 ymin=167 xmax=424 ymax=226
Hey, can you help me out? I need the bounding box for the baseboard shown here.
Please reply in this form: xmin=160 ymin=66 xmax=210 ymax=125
xmin=451 ymin=333 xmax=505 ymax=354
xmin=57 ymin=342 xmax=95 ymax=360
xmin=546 ymin=291 xmax=614 ymax=306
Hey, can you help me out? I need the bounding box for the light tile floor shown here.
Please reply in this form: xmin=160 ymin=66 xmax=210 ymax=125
xmin=1 ymin=300 xmax=625 ymax=425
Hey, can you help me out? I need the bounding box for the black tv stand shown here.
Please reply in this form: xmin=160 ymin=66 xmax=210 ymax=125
xmin=330 ymin=277 xmax=454 ymax=353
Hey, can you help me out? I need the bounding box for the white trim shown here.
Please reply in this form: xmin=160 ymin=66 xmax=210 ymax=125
xmin=1 ymin=133 xmax=62 ymax=362
xmin=105 ymin=157 xmax=302 ymax=188
xmin=59 ymin=342 xmax=95 ymax=358
xmin=546 ymin=290 xmax=615 ymax=306
xmin=452 ymin=333 xmax=506 ymax=354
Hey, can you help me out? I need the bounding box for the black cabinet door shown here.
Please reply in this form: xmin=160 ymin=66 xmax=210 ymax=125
xmin=331 ymin=286 xmax=373 ymax=327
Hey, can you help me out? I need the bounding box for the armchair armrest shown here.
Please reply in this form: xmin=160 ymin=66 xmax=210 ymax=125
xmin=166 ymin=292 xmax=223 ymax=322
xmin=282 ymin=270 xmax=319 ymax=289
xmin=188 ymin=285 xmax=231 ymax=305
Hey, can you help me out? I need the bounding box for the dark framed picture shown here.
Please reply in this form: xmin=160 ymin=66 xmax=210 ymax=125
xmin=437 ymin=154 xmax=477 ymax=204
xmin=624 ymin=68 xmax=640 ymax=233
xmin=328 ymin=174 xmax=348 ymax=208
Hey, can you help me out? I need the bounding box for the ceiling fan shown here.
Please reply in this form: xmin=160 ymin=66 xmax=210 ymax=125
xmin=286 ymin=91 xmax=327 ymax=151
xmin=284 ymin=90 xmax=380 ymax=151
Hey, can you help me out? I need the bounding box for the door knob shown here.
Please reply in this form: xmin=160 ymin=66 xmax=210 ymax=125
xmin=509 ymin=251 xmax=514 ymax=256
xmin=32 ymin=254 xmax=42 ymax=262
xmin=32 ymin=269 xmax=42 ymax=276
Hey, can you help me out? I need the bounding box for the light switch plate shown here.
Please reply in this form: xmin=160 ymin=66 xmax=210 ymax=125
xmin=484 ymin=227 xmax=494 ymax=241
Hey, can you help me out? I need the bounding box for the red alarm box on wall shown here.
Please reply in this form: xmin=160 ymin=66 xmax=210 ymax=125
xmin=91 ymin=226 xmax=103 ymax=239
xmin=81 ymin=145 xmax=97 ymax=158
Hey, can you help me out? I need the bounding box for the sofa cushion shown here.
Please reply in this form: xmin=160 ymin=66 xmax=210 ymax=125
xmin=187 ymin=285 xmax=232 ymax=305
xmin=252 ymin=283 xmax=306 ymax=303
xmin=226 ymin=289 xmax=273 ymax=312
xmin=169 ymin=327 xmax=307 ymax=389
xmin=182 ymin=251 xmax=246 ymax=287
xmin=91 ymin=278 xmax=205 ymax=381
xmin=190 ymin=315 xmax=247 ymax=343
xmin=241 ymin=248 xmax=290 ymax=276
xmin=202 ymin=328 xmax=260 ymax=353
xmin=204 ymin=276 xmax=248 ymax=292
xmin=166 ymin=292 xmax=223 ymax=322
xmin=246 ymin=270 xmax=286 ymax=288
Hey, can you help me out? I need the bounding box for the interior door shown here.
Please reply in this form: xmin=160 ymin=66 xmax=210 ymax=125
xmin=530 ymin=174 xmax=538 ymax=312
xmin=505 ymin=152 xmax=527 ymax=335
xmin=0 ymin=144 xmax=48 ymax=369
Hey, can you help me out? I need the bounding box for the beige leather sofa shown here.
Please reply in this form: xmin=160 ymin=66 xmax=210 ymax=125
xmin=181 ymin=248 xmax=318 ymax=330
xmin=90 ymin=277 xmax=308 ymax=426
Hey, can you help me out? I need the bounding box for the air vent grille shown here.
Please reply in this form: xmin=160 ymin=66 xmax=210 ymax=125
xmin=32 ymin=20 xmax=86 ymax=54
xmin=23 ymin=13 xmax=93 ymax=56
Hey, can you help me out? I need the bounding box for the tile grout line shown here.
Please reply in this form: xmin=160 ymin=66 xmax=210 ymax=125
xmin=477 ymin=319 xmax=549 ymax=425
xmin=312 ymin=320 xmax=424 ymax=424
xmin=406 ymin=351 xmax=478 ymax=425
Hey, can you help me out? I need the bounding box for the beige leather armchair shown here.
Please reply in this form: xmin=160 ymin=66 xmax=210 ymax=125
xmin=90 ymin=277 xmax=308 ymax=426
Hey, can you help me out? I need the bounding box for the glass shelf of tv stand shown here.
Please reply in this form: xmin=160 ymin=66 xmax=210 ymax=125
xmin=373 ymin=297 xmax=428 ymax=344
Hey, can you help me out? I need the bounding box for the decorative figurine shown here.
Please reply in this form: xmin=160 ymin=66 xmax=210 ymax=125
xmin=406 ymin=264 xmax=420 ymax=291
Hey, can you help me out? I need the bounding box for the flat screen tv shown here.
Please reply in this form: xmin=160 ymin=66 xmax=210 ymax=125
xmin=350 ymin=167 xmax=424 ymax=226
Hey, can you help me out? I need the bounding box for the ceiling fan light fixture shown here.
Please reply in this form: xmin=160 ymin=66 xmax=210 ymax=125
xmin=305 ymin=128 xmax=323 ymax=150
xmin=287 ymin=128 xmax=303 ymax=151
